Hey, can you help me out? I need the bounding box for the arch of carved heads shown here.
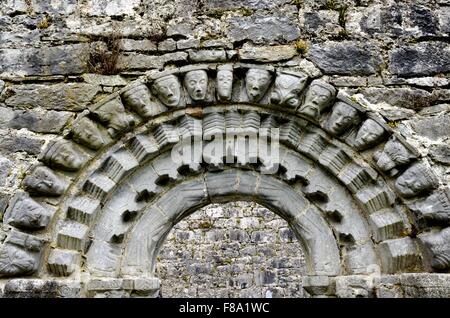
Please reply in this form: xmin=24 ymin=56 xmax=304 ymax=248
xmin=1 ymin=62 xmax=449 ymax=298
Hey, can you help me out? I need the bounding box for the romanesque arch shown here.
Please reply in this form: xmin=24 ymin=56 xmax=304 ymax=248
xmin=1 ymin=62 xmax=448 ymax=297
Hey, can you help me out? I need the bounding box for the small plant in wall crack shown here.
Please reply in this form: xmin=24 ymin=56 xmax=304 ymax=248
xmin=87 ymin=29 xmax=123 ymax=75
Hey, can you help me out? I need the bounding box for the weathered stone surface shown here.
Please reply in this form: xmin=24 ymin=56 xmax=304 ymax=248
xmin=239 ymin=44 xmax=297 ymax=63
xmin=401 ymin=274 xmax=450 ymax=298
xmin=47 ymin=249 xmax=80 ymax=277
xmin=5 ymin=83 xmax=100 ymax=111
xmin=188 ymin=50 xmax=227 ymax=63
xmin=120 ymin=39 xmax=157 ymax=52
xmin=307 ymin=41 xmax=382 ymax=75
xmin=118 ymin=52 xmax=188 ymax=70
xmin=82 ymin=74 xmax=128 ymax=87
xmin=335 ymin=276 xmax=374 ymax=298
xmin=0 ymin=157 xmax=12 ymax=187
xmin=411 ymin=115 xmax=450 ymax=140
xmin=226 ymin=12 xmax=300 ymax=45
xmin=8 ymin=109 xmax=74 ymax=134
xmin=0 ymin=133 xmax=43 ymax=155
xmin=429 ymin=144 xmax=450 ymax=165
xmin=389 ymin=42 xmax=450 ymax=77
xmin=300 ymin=10 xmax=343 ymax=36
xmin=81 ymin=0 xmax=141 ymax=16
xmin=3 ymin=279 xmax=81 ymax=298
xmin=205 ymin=0 xmax=291 ymax=10
xmin=359 ymin=87 xmax=433 ymax=110
xmin=0 ymin=44 xmax=90 ymax=76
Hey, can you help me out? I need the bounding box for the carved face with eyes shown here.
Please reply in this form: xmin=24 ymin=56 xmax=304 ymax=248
xmin=270 ymin=73 xmax=307 ymax=109
xmin=153 ymin=75 xmax=181 ymax=107
xmin=184 ymin=70 xmax=208 ymax=101
xmin=42 ymin=141 xmax=85 ymax=172
xmin=298 ymin=81 xmax=335 ymax=120
xmin=245 ymin=69 xmax=272 ymax=103
xmin=373 ymin=138 xmax=416 ymax=174
xmin=8 ymin=197 xmax=49 ymax=230
xmin=23 ymin=166 xmax=66 ymax=196
xmin=395 ymin=163 xmax=438 ymax=198
xmin=72 ymin=118 xmax=106 ymax=150
xmin=354 ymin=119 xmax=385 ymax=150
xmin=216 ymin=69 xmax=233 ymax=101
xmin=326 ymin=102 xmax=360 ymax=136
xmin=122 ymin=84 xmax=154 ymax=118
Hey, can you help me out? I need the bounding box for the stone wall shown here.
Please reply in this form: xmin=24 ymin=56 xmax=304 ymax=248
xmin=0 ymin=0 xmax=449 ymax=298
xmin=156 ymin=202 xmax=307 ymax=298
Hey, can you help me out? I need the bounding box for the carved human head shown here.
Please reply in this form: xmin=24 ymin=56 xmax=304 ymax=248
xmin=270 ymin=73 xmax=308 ymax=109
xmin=216 ymin=65 xmax=233 ymax=102
xmin=122 ymin=84 xmax=155 ymax=118
xmin=245 ymin=69 xmax=272 ymax=103
xmin=6 ymin=195 xmax=50 ymax=230
xmin=298 ymin=80 xmax=336 ymax=120
xmin=184 ymin=70 xmax=208 ymax=101
xmin=152 ymin=75 xmax=181 ymax=107
xmin=373 ymin=138 xmax=416 ymax=175
xmin=354 ymin=119 xmax=386 ymax=150
xmin=41 ymin=140 xmax=85 ymax=172
xmin=395 ymin=163 xmax=439 ymax=198
xmin=23 ymin=166 xmax=66 ymax=196
xmin=420 ymin=228 xmax=450 ymax=270
xmin=325 ymin=102 xmax=360 ymax=136
xmin=96 ymin=99 xmax=135 ymax=137
xmin=72 ymin=117 xmax=107 ymax=150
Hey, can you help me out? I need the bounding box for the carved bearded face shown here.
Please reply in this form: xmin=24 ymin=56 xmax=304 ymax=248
xmin=270 ymin=73 xmax=307 ymax=108
xmin=299 ymin=82 xmax=335 ymax=120
xmin=73 ymin=118 xmax=106 ymax=150
xmin=23 ymin=166 xmax=66 ymax=196
xmin=184 ymin=70 xmax=208 ymax=101
xmin=153 ymin=75 xmax=181 ymax=107
xmin=326 ymin=102 xmax=359 ymax=135
xmin=374 ymin=139 xmax=415 ymax=173
xmin=9 ymin=198 xmax=48 ymax=229
xmin=395 ymin=164 xmax=437 ymax=198
xmin=217 ymin=69 xmax=233 ymax=101
xmin=354 ymin=119 xmax=385 ymax=150
xmin=123 ymin=85 xmax=154 ymax=118
xmin=245 ymin=69 xmax=272 ymax=103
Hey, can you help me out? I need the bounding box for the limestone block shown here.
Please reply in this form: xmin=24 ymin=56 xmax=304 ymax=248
xmin=319 ymin=146 xmax=351 ymax=176
xmin=239 ymin=44 xmax=297 ymax=63
xmin=335 ymin=276 xmax=374 ymax=298
xmin=83 ymin=173 xmax=116 ymax=201
xmin=4 ymin=192 xmax=53 ymax=231
xmin=128 ymin=167 xmax=160 ymax=202
xmin=128 ymin=134 xmax=159 ymax=163
xmin=8 ymin=109 xmax=74 ymax=134
xmin=85 ymin=240 xmax=121 ymax=277
xmin=40 ymin=140 xmax=88 ymax=172
xmin=133 ymin=277 xmax=161 ymax=296
xmin=401 ymin=273 xmax=450 ymax=298
xmin=299 ymin=132 xmax=327 ymax=160
xmin=152 ymin=124 xmax=180 ymax=149
xmin=189 ymin=50 xmax=227 ymax=63
xmin=67 ymin=196 xmax=101 ymax=226
xmin=47 ymin=249 xmax=80 ymax=277
xmin=3 ymin=279 xmax=81 ymax=298
xmin=356 ymin=186 xmax=395 ymax=214
xmin=156 ymin=179 xmax=208 ymax=222
xmin=280 ymin=151 xmax=312 ymax=183
xmin=373 ymin=275 xmax=404 ymax=298
xmin=226 ymin=11 xmax=300 ymax=45
xmin=279 ymin=121 xmax=303 ymax=148
xmin=369 ymin=210 xmax=405 ymax=242
xmin=338 ymin=164 xmax=375 ymax=194
xmin=409 ymin=188 xmax=450 ymax=227
xmin=418 ymin=228 xmax=450 ymax=270
xmin=203 ymin=112 xmax=225 ymax=138
xmin=307 ymin=41 xmax=383 ymax=76
xmin=378 ymin=238 xmax=422 ymax=273
xmin=344 ymin=243 xmax=379 ymax=275
xmin=23 ymin=166 xmax=68 ymax=197
xmin=0 ymin=231 xmax=45 ymax=278
xmin=94 ymin=97 xmax=135 ymax=137
xmin=303 ymin=276 xmax=335 ymax=296
xmin=102 ymin=150 xmax=139 ymax=182
xmin=57 ymin=221 xmax=89 ymax=251
xmin=389 ymin=42 xmax=450 ymax=77
xmin=151 ymin=152 xmax=181 ymax=185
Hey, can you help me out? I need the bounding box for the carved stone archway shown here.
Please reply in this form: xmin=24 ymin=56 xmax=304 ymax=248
xmin=1 ymin=63 xmax=449 ymax=298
